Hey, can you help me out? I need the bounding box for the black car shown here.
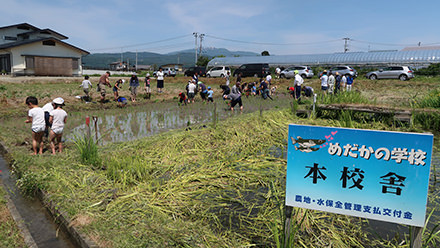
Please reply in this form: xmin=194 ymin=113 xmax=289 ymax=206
xmin=184 ymin=66 xmax=206 ymax=77
xmin=233 ymin=63 xmax=270 ymax=78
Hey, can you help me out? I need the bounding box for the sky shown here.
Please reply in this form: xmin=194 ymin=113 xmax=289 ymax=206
xmin=2 ymin=0 xmax=440 ymax=56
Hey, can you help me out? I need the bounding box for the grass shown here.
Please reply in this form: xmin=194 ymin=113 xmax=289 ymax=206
xmin=4 ymin=108 xmax=439 ymax=247
xmin=0 ymin=186 xmax=27 ymax=248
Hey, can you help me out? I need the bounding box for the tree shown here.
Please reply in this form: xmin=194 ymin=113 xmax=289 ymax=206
xmin=196 ymin=56 xmax=211 ymax=67
xmin=261 ymin=51 xmax=270 ymax=56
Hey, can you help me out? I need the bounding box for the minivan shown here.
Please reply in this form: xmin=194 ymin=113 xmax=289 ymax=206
xmin=184 ymin=66 xmax=207 ymax=77
xmin=233 ymin=63 xmax=270 ymax=78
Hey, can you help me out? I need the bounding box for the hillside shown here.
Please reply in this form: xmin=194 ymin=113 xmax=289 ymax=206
xmin=82 ymin=48 xmax=259 ymax=69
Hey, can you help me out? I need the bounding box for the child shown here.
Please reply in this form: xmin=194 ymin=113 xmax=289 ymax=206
xmin=145 ymin=73 xmax=151 ymax=99
xmin=117 ymin=96 xmax=128 ymax=107
xmin=25 ymin=96 xmax=45 ymax=155
xmin=287 ymin=86 xmax=295 ymax=98
xmin=178 ymin=92 xmax=188 ymax=105
xmin=79 ymin=75 xmax=92 ymax=101
xmin=49 ymin=97 xmax=67 ymax=154
xmin=207 ymin=86 xmax=214 ymax=102
xmin=113 ymin=79 xmax=123 ymax=101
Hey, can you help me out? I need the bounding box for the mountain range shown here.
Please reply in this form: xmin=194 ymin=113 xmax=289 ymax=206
xmin=82 ymin=47 xmax=259 ymax=69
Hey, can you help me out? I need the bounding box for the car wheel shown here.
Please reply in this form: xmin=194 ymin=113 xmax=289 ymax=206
xmin=220 ymin=74 xmax=224 ymax=78
xmin=254 ymin=73 xmax=259 ymax=77
xmin=280 ymin=74 xmax=285 ymax=78
xmin=399 ymin=74 xmax=408 ymax=81
xmin=301 ymin=74 xmax=306 ymax=79
xmin=369 ymin=74 xmax=377 ymax=80
xmin=207 ymin=74 xmax=211 ymax=78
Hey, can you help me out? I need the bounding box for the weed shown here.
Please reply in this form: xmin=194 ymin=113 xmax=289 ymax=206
xmin=73 ymin=133 xmax=101 ymax=168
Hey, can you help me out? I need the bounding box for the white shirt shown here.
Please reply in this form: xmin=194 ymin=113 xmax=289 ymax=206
xmin=50 ymin=108 xmax=67 ymax=130
xmin=187 ymin=83 xmax=196 ymax=93
xmin=81 ymin=80 xmax=92 ymax=89
xmin=275 ymin=68 xmax=281 ymax=74
xmin=320 ymin=75 xmax=328 ymax=87
xmin=294 ymin=74 xmax=304 ymax=86
xmin=42 ymin=102 xmax=54 ymax=113
xmin=28 ymin=107 xmax=45 ymax=130
xmin=328 ymin=75 xmax=335 ymax=85
xmin=156 ymin=71 xmax=164 ymax=80
xmin=341 ymin=75 xmax=347 ymax=84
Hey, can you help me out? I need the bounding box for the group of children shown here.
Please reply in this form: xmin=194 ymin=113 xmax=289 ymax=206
xmin=179 ymin=79 xmax=214 ymax=105
xmin=25 ymin=96 xmax=67 ymax=155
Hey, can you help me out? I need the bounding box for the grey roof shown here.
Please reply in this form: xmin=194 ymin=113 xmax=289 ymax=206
xmin=207 ymin=49 xmax=440 ymax=67
xmin=0 ymin=37 xmax=89 ymax=55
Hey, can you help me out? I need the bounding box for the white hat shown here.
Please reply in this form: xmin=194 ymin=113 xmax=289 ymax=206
xmin=53 ymin=97 xmax=64 ymax=105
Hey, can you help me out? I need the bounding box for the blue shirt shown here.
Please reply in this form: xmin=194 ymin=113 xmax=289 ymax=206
xmin=207 ymin=90 xmax=213 ymax=98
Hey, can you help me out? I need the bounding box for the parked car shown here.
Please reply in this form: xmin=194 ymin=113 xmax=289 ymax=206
xmin=233 ymin=63 xmax=270 ymax=78
xmin=365 ymin=66 xmax=414 ymax=81
xmin=320 ymin=66 xmax=358 ymax=77
xmin=280 ymin=66 xmax=314 ymax=79
xmin=206 ymin=66 xmax=231 ymax=78
xmin=184 ymin=66 xmax=206 ymax=77
xmin=153 ymin=67 xmax=176 ymax=77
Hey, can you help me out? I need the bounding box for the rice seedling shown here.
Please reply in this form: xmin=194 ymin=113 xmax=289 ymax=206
xmin=72 ymin=133 xmax=101 ymax=168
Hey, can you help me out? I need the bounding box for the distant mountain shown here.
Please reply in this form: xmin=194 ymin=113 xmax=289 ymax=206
xmin=82 ymin=48 xmax=259 ymax=69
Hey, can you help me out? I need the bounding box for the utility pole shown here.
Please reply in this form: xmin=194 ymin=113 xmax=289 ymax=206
xmin=199 ymin=33 xmax=205 ymax=57
xmin=343 ymin=38 xmax=350 ymax=53
xmin=135 ymin=50 xmax=138 ymax=71
xmin=193 ymin=32 xmax=198 ymax=65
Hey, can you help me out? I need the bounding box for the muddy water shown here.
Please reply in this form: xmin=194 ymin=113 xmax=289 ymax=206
xmin=66 ymin=96 xmax=293 ymax=145
xmin=0 ymin=157 xmax=76 ymax=248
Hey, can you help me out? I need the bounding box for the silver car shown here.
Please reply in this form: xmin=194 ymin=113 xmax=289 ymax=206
xmin=206 ymin=66 xmax=231 ymax=78
xmin=280 ymin=66 xmax=314 ymax=79
xmin=365 ymin=66 xmax=414 ymax=81
xmin=321 ymin=66 xmax=358 ymax=78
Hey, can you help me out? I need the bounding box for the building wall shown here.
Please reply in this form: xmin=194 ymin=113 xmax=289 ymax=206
xmin=9 ymin=40 xmax=84 ymax=76
xmin=0 ymin=26 xmax=37 ymax=45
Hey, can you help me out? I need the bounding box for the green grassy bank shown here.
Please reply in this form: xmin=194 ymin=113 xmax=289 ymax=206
xmin=5 ymin=107 xmax=439 ymax=248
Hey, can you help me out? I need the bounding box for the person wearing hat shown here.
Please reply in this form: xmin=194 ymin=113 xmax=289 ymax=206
xmin=293 ymin=70 xmax=304 ymax=100
xmin=207 ymin=86 xmax=214 ymax=102
xmin=328 ymin=71 xmax=335 ymax=94
xmin=145 ymin=73 xmax=151 ymax=99
xmin=49 ymin=97 xmax=67 ymax=154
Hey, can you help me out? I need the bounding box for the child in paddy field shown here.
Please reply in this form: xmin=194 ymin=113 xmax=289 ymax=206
xmin=207 ymin=87 xmax=214 ymax=102
xmin=178 ymin=92 xmax=188 ymax=105
xmin=117 ymin=96 xmax=128 ymax=107
xmin=49 ymin=97 xmax=67 ymax=154
xmin=25 ymin=96 xmax=45 ymax=155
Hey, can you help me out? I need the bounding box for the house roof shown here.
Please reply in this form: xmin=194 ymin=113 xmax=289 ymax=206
xmin=0 ymin=37 xmax=89 ymax=55
xmin=0 ymin=23 xmax=40 ymax=32
xmin=17 ymin=28 xmax=68 ymax=40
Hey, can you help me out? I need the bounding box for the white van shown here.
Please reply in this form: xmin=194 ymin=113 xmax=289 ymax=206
xmin=206 ymin=66 xmax=231 ymax=78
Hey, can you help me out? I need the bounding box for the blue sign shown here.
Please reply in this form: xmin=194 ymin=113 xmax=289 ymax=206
xmin=286 ymin=125 xmax=433 ymax=227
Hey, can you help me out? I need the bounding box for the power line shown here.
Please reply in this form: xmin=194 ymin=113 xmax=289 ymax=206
xmin=205 ymin=34 xmax=341 ymax=46
xmin=350 ymin=39 xmax=416 ymax=47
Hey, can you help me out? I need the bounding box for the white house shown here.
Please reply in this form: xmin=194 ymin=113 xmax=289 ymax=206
xmin=0 ymin=23 xmax=89 ymax=76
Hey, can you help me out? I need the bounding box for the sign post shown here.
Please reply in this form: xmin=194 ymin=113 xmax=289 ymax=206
xmin=285 ymin=125 xmax=433 ymax=247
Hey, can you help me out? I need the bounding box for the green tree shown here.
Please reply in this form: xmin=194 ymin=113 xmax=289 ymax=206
xmin=196 ymin=56 xmax=211 ymax=67
xmin=261 ymin=51 xmax=270 ymax=56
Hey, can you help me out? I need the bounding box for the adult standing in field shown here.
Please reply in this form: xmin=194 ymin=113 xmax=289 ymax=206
xmin=328 ymin=72 xmax=335 ymax=94
xmin=192 ymin=72 xmax=199 ymax=84
xmin=335 ymin=72 xmax=341 ymax=94
xmin=275 ymin=67 xmax=281 ymax=78
xmin=346 ymin=75 xmax=354 ymax=92
xmin=229 ymin=82 xmax=243 ymax=112
xmin=113 ymin=79 xmax=123 ymax=101
xmin=156 ymin=67 xmax=164 ymax=93
xmin=129 ymin=73 xmax=139 ymax=102
xmin=187 ymin=80 xmax=197 ymax=103
xmin=320 ymin=70 xmax=329 ymax=97
xmin=236 ymin=72 xmax=242 ymax=83
xmin=98 ymin=71 xmax=111 ymax=102
xmin=293 ymin=70 xmax=304 ymax=100
xmin=341 ymin=74 xmax=347 ymax=92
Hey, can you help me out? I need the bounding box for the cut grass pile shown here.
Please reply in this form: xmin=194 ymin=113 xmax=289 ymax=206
xmin=8 ymin=108 xmax=440 ymax=247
